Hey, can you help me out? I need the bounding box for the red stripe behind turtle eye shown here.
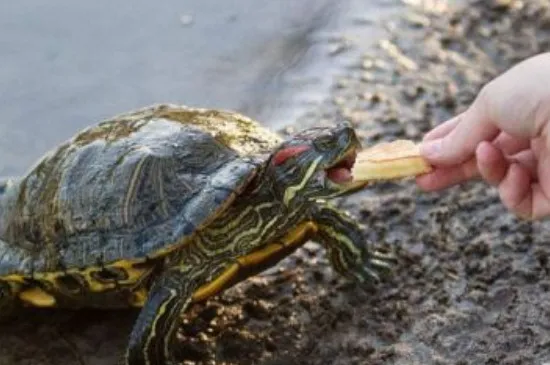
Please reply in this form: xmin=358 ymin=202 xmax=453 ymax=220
xmin=272 ymin=145 xmax=310 ymax=166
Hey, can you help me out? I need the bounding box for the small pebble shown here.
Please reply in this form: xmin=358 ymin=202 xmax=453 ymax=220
xmin=179 ymin=14 xmax=194 ymax=26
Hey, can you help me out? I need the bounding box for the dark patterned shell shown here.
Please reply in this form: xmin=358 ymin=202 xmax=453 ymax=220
xmin=0 ymin=104 xmax=282 ymax=275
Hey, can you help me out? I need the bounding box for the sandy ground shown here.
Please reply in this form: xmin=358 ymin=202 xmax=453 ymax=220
xmin=3 ymin=0 xmax=550 ymax=364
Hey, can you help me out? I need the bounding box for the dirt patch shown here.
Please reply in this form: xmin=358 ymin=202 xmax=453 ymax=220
xmin=3 ymin=1 xmax=550 ymax=364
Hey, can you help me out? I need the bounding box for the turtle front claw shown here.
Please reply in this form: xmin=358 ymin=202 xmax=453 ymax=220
xmin=312 ymin=204 xmax=396 ymax=284
xmin=322 ymin=243 xmax=396 ymax=284
xmin=353 ymin=249 xmax=396 ymax=283
xmin=370 ymin=250 xmax=398 ymax=272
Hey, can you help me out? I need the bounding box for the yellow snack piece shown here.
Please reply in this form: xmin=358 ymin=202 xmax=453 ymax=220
xmin=352 ymin=140 xmax=432 ymax=181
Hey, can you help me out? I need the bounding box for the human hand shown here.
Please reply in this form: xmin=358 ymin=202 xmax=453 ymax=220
xmin=416 ymin=52 xmax=550 ymax=219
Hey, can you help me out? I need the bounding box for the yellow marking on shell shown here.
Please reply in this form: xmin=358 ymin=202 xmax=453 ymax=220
xmin=151 ymin=105 xmax=283 ymax=156
xmin=2 ymin=275 xmax=24 ymax=296
xmin=35 ymin=271 xmax=82 ymax=292
xmin=3 ymin=274 xmax=26 ymax=284
xmin=191 ymin=221 xmax=318 ymax=302
xmin=130 ymin=287 xmax=149 ymax=308
xmin=153 ymin=159 xmax=170 ymax=217
xmin=283 ymin=156 xmax=323 ymax=206
xmin=122 ymin=152 xmax=150 ymax=224
xmin=35 ymin=270 xmax=107 ymax=294
xmin=62 ymin=259 xmax=154 ymax=293
xmin=19 ymin=287 xmax=56 ymax=307
xmin=107 ymin=260 xmax=152 ymax=285
xmin=5 ymin=259 xmax=154 ymax=309
xmin=82 ymin=270 xmax=116 ymax=292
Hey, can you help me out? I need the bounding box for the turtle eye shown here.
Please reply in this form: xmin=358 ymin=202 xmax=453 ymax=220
xmin=272 ymin=145 xmax=310 ymax=166
xmin=313 ymin=136 xmax=334 ymax=151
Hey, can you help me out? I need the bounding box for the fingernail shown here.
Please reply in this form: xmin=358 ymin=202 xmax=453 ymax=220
xmin=420 ymin=139 xmax=442 ymax=158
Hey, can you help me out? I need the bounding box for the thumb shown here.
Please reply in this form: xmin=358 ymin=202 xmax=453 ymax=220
xmin=420 ymin=94 xmax=500 ymax=166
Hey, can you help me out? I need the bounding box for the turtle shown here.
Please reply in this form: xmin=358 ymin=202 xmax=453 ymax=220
xmin=0 ymin=104 xmax=394 ymax=364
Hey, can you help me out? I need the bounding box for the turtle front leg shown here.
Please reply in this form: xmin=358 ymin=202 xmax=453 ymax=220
xmin=125 ymin=267 xmax=206 ymax=365
xmin=311 ymin=202 xmax=395 ymax=283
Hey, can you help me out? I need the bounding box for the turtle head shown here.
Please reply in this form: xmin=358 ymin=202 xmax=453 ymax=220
xmin=269 ymin=122 xmax=365 ymax=206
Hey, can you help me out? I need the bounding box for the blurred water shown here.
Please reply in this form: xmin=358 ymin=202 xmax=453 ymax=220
xmin=0 ymin=0 xmax=402 ymax=177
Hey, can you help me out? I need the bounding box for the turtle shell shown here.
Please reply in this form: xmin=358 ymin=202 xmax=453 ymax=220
xmin=0 ymin=104 xmax=282 ymax=276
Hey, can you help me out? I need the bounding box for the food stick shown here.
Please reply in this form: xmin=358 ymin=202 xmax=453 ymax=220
xmin=352 ymin=140 xmax=432 ymax=182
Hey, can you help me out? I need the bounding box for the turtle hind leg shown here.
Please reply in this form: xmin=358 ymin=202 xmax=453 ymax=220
xmin=124 ymin=239 xmax=308 ymax=365
xmin=125 ymin=269 xmax=195 ymax=365
xmin=125 ymin=259 xmax=235 ymax=365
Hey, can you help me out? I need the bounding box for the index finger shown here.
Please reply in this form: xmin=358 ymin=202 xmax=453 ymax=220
xmin=420 ymin=95 xmax=500 ymax=166
xmin=423 ymin=114 xmax=462 ymax=141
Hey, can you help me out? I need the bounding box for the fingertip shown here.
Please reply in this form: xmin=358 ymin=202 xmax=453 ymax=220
xmin=419 ymin=139 xmax=442 ymax=160
xmin=422 ymin=114 xmax=462 ymax=141
xmin=422 ymin=104 xmax=500 ymax=166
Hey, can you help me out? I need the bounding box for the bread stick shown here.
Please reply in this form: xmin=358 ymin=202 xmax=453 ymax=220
xmin=352 ymin=140 xmax=432 ymax=181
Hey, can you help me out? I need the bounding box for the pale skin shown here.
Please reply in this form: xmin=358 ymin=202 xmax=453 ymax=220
xmin=416 ymin=52 xmax=550 ymax=220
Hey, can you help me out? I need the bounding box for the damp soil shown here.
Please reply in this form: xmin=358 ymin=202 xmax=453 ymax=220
xmin=3 ymin=1 xmax=550 ymax=364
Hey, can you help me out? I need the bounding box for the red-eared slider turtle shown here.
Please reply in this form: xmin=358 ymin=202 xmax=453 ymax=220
xmin=0 ymin=104 xmax=393 ymax=364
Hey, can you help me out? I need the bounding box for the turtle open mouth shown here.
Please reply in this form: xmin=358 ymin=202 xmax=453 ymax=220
xmin=325 ymin=149 xmax=357 ymax=184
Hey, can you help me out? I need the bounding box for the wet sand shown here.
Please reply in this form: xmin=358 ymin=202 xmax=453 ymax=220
xmin=2 ymin=0 xmax=550 ymax=364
